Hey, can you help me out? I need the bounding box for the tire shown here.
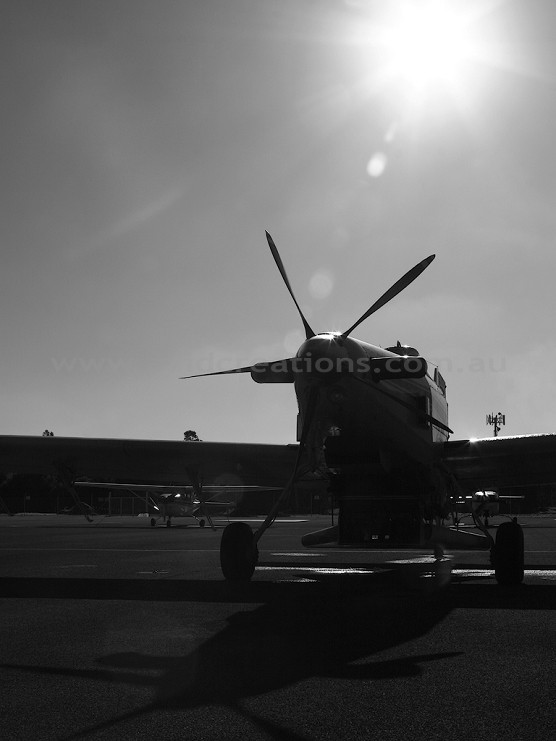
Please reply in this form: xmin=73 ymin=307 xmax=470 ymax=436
xmin=199 ymin=519 xmax=206 ymax=528
xmin=220 ymin=522 xmax=257 ymax=580
xmin=494 ymin=518 xmax=524 ymax=585
xmin=150 ymin=518 xmax=156 ymax=527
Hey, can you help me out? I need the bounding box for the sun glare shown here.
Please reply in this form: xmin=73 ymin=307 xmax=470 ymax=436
xmin=349 ymin=0 xmax=494 ymax=112
xmin=382 ymin=3 xmax=470 ymax=92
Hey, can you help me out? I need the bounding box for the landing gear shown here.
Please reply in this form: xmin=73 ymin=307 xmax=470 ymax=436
xmin=493 ymin=518 xmax=524 ymax=586
xmin=150 ymin=518 xmax=156 ymax=527
xmin=166 ymin=518 xmax=172 ymax=527
xmin=199 ymin=519 xmax=206 ymax=528
xmin=220 ymin=522 xmax=258 ymax=580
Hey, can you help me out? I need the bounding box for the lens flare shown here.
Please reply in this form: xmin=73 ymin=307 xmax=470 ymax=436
xmin=309 ymin=269 xmax=334 ymax=300
xmin=367 ymin=151 xmax=388 ymax=177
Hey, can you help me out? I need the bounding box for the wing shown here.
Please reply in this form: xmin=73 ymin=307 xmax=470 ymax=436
xmin=190 ymin=501 xmax=236 ymax=517
xmin=74 ymin=482 xmax=280 ymax=495
xmin=0 ymin=436 xmax=300 ymax=488
xmin=75 ymin=482 xmax=190 ymax=493
xmin=443 ymin=434 xmax=556 ymax=495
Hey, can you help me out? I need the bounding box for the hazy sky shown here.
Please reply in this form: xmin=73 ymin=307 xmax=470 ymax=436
xmin=3 ymin=0 xmax=556 ymax=443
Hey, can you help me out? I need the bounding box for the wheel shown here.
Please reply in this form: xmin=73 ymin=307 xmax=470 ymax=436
xmin=199 ymin=519 xmax=205 ymax=528
xmin=150 ymin=518 xmax=156 ymax=527
xmin=493 ymin=518 xmax=524 ymax=585
xmin=220 ymin=522 xmax=258 ymax=580
xmin=166 ymin=519 xmax=172 ymax=528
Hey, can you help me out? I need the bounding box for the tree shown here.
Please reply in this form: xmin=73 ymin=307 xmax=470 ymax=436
xmin=183 ymin=430 xmax=200 ymax=441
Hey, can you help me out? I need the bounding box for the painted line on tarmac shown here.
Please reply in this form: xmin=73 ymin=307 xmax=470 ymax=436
xmin=522 ymin=569 xmax=556 ymax=579
xmin=271 ymin=552 xmax=327 ymax=557
xmin=258 ymin=565 xmax=556 ymax=579
xmin=257 ymin=566 xmax=376 ymax=575
xmin=313 ymin=548 xmax=556 ymax=555
xmin=0 ymin=548 xmax=218 ymax=553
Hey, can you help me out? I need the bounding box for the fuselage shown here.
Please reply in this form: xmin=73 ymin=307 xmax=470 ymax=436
xmin=291 ymin=333 xmax=449 ymax=471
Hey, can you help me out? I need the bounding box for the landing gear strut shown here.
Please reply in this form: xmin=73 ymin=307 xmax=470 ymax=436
xmin=220 ymin=522 xmax=258 ymax=580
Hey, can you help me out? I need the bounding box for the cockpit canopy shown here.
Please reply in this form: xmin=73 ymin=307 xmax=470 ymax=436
xmin=385 ymin=341 xmax=420 ymax=357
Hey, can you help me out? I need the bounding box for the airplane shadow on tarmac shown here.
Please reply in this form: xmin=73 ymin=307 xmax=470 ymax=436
xmin=1 ymin=574 xmax=555 ymax=740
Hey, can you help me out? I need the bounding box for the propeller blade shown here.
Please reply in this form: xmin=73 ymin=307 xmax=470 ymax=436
xmin=180 ymin=366 xmax=253 ymax=379
xmin=297 ymin=384 xmax=321 ymax=447
xmin=253 ymin=385 xmax=319 ymax=544
xmin=266 ymin=231 xmax=315 ymax=339
xmin=181 ymin=358 xmax=295 ymax=381
xmin=354 ymin=375 xmax=453 ymax=435
xmin=342 ymin=254 xmax=435 ymax=339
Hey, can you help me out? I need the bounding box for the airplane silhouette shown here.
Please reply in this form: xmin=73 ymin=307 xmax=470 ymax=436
xmin=2 ymin=231 xmax=550 ymax=587
xmin=183 ymin=232 xmax=527 ymax=586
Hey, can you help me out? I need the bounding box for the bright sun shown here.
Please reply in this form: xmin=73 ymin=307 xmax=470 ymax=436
xmin=382 ymin=3 xmax=471 ymax=92
xmin=351 ymin=0 xmax=488 ymax=109
xmin=341 ymin=1 xmax=513 ymax=176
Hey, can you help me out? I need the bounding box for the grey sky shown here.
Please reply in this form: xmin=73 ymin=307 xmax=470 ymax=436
xmin=2 ymin=0 xmax=556 ymax=442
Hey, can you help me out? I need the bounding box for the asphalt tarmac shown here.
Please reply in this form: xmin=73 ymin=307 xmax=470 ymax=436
xmin=1 ymin=514 xmax=555 ymax=741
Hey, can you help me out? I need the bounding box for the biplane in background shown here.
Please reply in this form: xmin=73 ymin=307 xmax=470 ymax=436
xmin=452 ymin=489 xmax=526 ymax=528
xmin=75 ymin=481 xmax=266 ymax=527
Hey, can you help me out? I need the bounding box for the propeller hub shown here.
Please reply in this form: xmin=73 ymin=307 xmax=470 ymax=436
xmin=295 ymin=333 xmax=367 ymax=380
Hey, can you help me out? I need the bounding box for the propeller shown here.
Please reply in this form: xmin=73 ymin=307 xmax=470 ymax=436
xmin=341 ymin=254 xmax=435 ymax=339
xmin=180 ymin=232 xmax=312 ymax=380
xmin=266 ymin=232 xmax=434 ymax=340
xmin=181 ymin=233 xmax=435 ymax=381
xmin=253 ymin=384 xmax=319 ymax=544
xmin=266 ymin=231 xmax=315 ymax=340
xmin=180 ymin=359 xmax=293 ymax=381
xmin=180 ymin=366 xmax=253 ymax=379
